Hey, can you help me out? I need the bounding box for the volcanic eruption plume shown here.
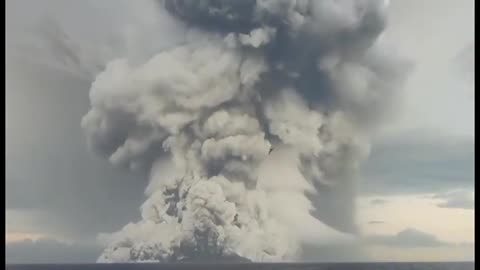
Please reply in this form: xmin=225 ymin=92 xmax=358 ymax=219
xmin=80 ymin=0 xmax=410 ymax=262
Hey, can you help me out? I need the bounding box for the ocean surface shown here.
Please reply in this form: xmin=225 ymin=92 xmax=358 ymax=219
xmin=5 ymin=262 xmax=474 ymax=270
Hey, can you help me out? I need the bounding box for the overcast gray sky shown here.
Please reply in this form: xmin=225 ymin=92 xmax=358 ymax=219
xmin=6 ymin=0 xmax=474 ymax=263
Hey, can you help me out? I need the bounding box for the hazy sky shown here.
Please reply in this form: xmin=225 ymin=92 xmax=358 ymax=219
xmin=6 ymin=0 xmax=474 ymax=263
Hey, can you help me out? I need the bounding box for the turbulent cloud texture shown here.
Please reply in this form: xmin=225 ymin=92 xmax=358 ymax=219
xmin=6 ymin=0 xmax=475 ymax=264
xmin=76 ymin=0 xmax=410 ymax=262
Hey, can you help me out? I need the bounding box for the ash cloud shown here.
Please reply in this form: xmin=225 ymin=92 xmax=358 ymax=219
xmin=77 ymin=0 xmax=410 ymax=263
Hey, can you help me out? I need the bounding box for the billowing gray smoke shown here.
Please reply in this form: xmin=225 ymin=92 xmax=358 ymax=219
xmin=81 ymin=0 xmax=410 ymax=262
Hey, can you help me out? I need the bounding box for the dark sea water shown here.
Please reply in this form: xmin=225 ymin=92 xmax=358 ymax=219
xmin=5 ymin=262 xmax=474 ymax=270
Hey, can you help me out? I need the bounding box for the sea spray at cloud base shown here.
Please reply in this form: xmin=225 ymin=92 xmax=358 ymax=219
xmin=80 ymin=0 xmax=410 ymax=262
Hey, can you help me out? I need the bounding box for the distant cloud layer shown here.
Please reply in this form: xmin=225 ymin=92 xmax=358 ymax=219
xmin=366 ymin=228 xmax=467 ymax=248
xmin=301 ymin=243 xmax=370 ymax=263
xmin=361 ymin=133 xmax=474 ymax=195
xmin=370 ymin=199 xmax=388 ymax=206
xmin=452 ymin=42 xmax=474 ymax=87
xmin=432 ymin=190 xmax=474 ymax=210
xmin=368 ymin=221 xmax=385 ymax=225
xmin=6 ymin=238 xmax=102 ymax=264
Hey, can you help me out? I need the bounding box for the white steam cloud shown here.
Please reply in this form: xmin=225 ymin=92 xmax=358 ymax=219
xmin=78 ymin=0 xmax=410 ymax=263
